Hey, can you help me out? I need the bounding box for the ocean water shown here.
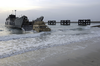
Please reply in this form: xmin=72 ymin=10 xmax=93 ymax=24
xmin=0 ymin=23 xmax=100 ymax=58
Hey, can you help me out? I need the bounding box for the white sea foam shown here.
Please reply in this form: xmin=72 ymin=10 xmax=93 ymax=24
xmin=0 ymin=24 xmax=100 ymax=58
xmin=0 ymin=32 xmax=44 ymax=41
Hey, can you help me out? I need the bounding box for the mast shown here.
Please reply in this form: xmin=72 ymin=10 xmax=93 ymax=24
xmin=15 ymin=10 xmax=16 ymax=16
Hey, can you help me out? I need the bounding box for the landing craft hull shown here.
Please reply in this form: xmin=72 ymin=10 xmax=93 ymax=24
xmin=22 ymin=25 xmax=33 ymax=31
xmin=5 ymin=24 xmax=33 ymax=30
xmin=5 ymin=25 xmax=22 ymax=29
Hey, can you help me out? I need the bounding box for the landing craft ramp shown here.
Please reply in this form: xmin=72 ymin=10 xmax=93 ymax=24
xmin=22 ymin=16 xmax=44 ymax=31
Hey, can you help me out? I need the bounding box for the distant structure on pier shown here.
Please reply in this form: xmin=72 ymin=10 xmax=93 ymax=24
xmin=48 ymin=20 xmax=56 ymax=25
xmin=60 ymin=20 xmax=70 ymax=25
xmin=78 ymin=19 xmax=91 ymax=25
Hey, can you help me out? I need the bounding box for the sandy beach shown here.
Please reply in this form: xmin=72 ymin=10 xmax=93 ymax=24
xmin=0 ymin=37 xmax=100 ymax=66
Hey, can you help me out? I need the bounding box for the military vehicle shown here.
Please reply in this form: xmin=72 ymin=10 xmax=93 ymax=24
xmin=33 ymin=21 xmax=51 ymax=32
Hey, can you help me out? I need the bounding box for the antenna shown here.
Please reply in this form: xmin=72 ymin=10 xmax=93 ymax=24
xmin=12 ymin=10 xmax=13 ymax=14
xmin=15 ymin=10 xmax=16 ymax=16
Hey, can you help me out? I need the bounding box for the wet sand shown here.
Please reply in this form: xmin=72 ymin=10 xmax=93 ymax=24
xmin=40 ymin=41 xmax=100 ymax=66
xmin=0 ymin=37 xmax=100 ymax=66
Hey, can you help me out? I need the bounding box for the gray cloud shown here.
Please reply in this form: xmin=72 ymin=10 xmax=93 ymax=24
xmin=21 ymin=3 xmax=100 ymax=22
xmin=0 ymin=0 xmax=100 ymax=23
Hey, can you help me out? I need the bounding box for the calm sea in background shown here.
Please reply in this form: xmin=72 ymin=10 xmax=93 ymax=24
xmin=0 ymin=23 xmax=100 ymax=58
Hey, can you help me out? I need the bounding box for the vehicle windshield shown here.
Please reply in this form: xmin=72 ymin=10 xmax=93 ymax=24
xmin=39 ymin=26 xmax=47 ymax=28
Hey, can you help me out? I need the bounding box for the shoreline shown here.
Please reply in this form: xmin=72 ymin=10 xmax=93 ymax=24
xmin=0 ymin=37 xmax=100 ymax=66
xmin=40 ymin=38 xmax=100 ymax=66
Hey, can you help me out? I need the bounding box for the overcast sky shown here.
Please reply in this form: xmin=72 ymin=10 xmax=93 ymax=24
xmin=0 ymin=0 xmax=100 ymax=22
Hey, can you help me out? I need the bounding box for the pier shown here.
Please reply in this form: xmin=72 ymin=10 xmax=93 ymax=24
xmin=46 ymin=20 xmax=100 ymax=25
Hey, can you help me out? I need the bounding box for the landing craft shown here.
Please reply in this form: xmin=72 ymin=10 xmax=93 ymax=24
xmin=5 ymin=14 xmax=33 ymax=31
xmin=5 ymin=10 xmax=51 ymax=32
xmin=5 ymin=10 xmax=33 ymax=31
